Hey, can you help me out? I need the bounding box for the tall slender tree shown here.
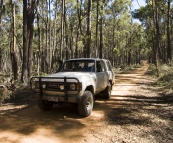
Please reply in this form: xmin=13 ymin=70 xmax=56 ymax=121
xmin=0 ymin=0 xmax=3 ymax=28
xmin=86 ymin=0 xmax=92 ymax=58
xmin=11 ymin=0 xmax=18 ymax=80
xmin=21 ymin=0 xmax=36 ymax=84
xmin=37 ymin=0 xmax=41 ymax=75
xmin=167 ymin=0 xmax=171 ymax=63
xmin=99 ymin=0 xmax=104 ymax=59
xmin=60 ymin=0 xmax=65 ymax=61
xmin=0 ymin=0 xmax=4 ymax=71
xmin=21 ymin=0 xmax=28 ymax=84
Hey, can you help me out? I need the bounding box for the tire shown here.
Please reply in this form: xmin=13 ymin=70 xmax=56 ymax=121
xmin=78 ymin=91 xmax=94 ymax=117
xmin=38 ymin=100 xmax=53 ymax=110
xmin=103 ymin=82 xmax=111 ymax=99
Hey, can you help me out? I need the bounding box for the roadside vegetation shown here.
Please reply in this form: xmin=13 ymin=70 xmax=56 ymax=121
xmin=114 ymin=63 xmax=143 ymax=74
xmin=148 ymin=63 xmax=173 ymax=90
xmin=146 ymin=63 xmax=173 ymax=104
xmin=0 ymin=75 xmax=30 ymax=103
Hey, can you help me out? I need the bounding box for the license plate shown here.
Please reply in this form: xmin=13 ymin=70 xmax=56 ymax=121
xmin=48 ymin=97 xmax=59 ymax=102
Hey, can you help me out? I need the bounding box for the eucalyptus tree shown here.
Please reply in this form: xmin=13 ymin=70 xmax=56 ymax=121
xmin=51 ymin=0 xmax=59 ymax=70
xmin=85 ymin=0 xmax=92 ymax=58
xmin=76 ymin=0 xmax=82 ymax=58
xmin=22 ymin=0 xmax=36 ymax=84
xmin=114 ymin=12 xmax=132 ymax=65
xmin=0 ymin=0 xmax=5 ymax=30
xmin=0 ymin=0 xmax=22 ymax=80
xmin=134 ymin=0 xmax=173 ymax=68
xmin=167 ymin=0 xmax=171 ymax=63
xmin=33 ymin=0 xmax=55 ymax=74
xmin=60 ymin=0 xmax=65 ymax=61
xmin=11 ymin=0 xmax=18 ymax=80
xmin=36 ymin=0 xmax=41 ymax=75
xmin=0 ymin=0 xmax=4 ymax=72
xmin=64 ymin=0 xmax=80 ymax=59
xmin=0 ymin=0 xmax=4 ymax=28
xmin=99 ymin=0 xmax=104 ymax=59
xmin=103 ymin=0 xmax=132 ymax=65
xmin=95 ymin=0 xmax=99 ymax=57
xmin=130 ymin=23 xmax=146 ymax=65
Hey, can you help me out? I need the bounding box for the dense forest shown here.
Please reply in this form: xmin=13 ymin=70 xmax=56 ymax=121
xmin=0 ymin=0 xmax=172 ymax=85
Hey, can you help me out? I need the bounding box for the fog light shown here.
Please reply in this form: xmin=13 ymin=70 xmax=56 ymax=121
xmin=70 ymin=84 xmax=76 ymax=90
xmin=60 ymin=85 xmax=64 ymax=90
xmin=42 ymin=84 xmax=46 ymax=89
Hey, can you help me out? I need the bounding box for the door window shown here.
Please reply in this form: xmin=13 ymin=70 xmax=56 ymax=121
xmin=100 ymin=61 xmax=106 ymax=72
xmin=96 ymin=61 xmax=102 ymax=72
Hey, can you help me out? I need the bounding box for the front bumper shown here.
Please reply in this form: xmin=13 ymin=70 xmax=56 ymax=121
xmin=30 ymin=76 xmax=82 ymax=103
xmin=33 ymin=93 xmax=80 ymax=103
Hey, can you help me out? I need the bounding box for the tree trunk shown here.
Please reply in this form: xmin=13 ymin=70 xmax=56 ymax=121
xmin=99 ymin=0 xmax=104 ymax=59
xmin=37 ymin=0 xmax=41 ymax=75
xmin=11 ymin=0 xmax=18 ymax=80
xmin=76 ymin=0 xmax=83 ymax=58
xmin=21 ymin=0 xmax=36 ymax=84
xmin=86 ymin=0 xmax=92 ymax=58
xmin=52 ymin=1 xmax=58 ymax=70
xmin=27 ymin=0 xmax=35 ymax=80
xmin=0 ymin=0 xmax=3 ymax=27
xmin=151 ymin=0 xmax=158 ymax=75
xmin=128 ymin=50 xmax=131 ymax=66
xmin=95 ymin=0 xmax=99 ymax=57
xmin=167 ymin=0 xmax=171 ymax=63
xmin=21 ymin=0 xmax=28 ymax=84
xmin=60 ymin=0 xmax=65 ymax=61
xmin=49 ymin=0 xmax=52 ymax=72
xmin=64 ymin=0 xmax=68 ymax=60
xmin=99 ymin=16 xmax=103 ymax=59
xmin=46 ymin=0 xmax=49 ymax=73
xmin=0 ymin=0 xmax=3 ymax=72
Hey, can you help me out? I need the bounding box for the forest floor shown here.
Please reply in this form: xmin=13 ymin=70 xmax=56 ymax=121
xmin=0 ymin=62 xmax=173 ymax=143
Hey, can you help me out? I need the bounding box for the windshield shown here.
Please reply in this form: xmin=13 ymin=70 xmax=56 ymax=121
xmin=62 ymin=60 xmax=95 ymax=72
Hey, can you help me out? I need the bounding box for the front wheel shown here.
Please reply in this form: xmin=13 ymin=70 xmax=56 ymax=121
xmin=103 ymin=82 xmax=112 ymax=99
xmin=38 ymin=100 xmax=53 ymax=110
xmin=78 ymin=91 xmax=94 ymax=117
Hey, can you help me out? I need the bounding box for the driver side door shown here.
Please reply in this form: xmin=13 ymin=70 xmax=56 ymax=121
xmin=95 ymin=60 xmax=105 ymax=94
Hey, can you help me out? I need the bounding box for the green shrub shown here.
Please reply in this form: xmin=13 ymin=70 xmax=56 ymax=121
xmin=157 ymin=64 xmax=173 ymax=89
xmin=0 ymin=85 xmax=11 ymax=101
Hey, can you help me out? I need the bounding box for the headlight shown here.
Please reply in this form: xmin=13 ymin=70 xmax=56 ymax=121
xmin=70 ymin=84 xmax=76 ymax=90
xmin=42 ymin=84 xmax=46 ymax=89
xmin=59 ymin=85 xmax=64 ymax=90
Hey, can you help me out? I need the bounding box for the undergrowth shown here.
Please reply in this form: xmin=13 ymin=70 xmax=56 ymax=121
xmin=114 ymin=64 xmax=142 ymax=74
xmin=148 ymin=63 xmax=173 ymax=90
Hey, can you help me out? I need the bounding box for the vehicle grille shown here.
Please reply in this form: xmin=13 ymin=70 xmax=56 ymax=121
xmin=47 ymin=83 xmax=62 ymax=89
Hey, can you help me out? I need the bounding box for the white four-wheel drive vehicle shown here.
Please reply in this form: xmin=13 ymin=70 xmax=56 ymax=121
xmin=30 ymin=58 xmax=115 ymax=117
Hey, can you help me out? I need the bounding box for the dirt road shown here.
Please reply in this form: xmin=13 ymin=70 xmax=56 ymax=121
xmin=0 ymin=63 xmax=173 ymax=143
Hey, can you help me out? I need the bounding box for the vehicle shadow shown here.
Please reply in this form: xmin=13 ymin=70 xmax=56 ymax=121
xmin=0 ymin=102 xmax=86 ymax=142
